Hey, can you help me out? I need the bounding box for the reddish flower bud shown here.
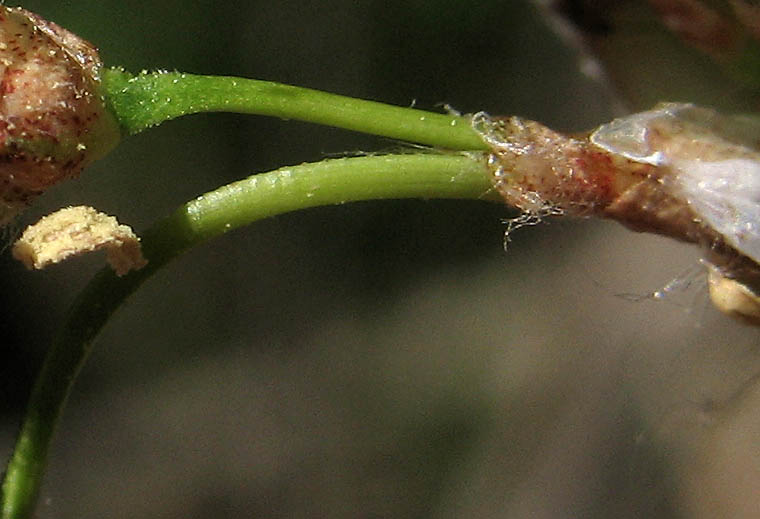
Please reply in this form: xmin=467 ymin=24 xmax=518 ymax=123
xmin=0 ymin=7 xmax=120 ymax=224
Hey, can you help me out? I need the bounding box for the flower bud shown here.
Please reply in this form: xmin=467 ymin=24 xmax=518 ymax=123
xmin=0 ymin=7 xmax=120 ymax=224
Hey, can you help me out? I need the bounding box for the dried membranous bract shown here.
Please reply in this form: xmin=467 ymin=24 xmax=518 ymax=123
xmin=0 ymin=7 xmax=120 ymax=225
xmin=476 ymin=103 xmax=760 ymax=324
xmin=12 ymin=206 xmax=146 ymax=276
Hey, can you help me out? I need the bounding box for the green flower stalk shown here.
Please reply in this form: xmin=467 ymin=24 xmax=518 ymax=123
xmin=1 ymin=152 xmax=495 ymax=519
xmin=101 ymin=69 xmax=488 ymax=151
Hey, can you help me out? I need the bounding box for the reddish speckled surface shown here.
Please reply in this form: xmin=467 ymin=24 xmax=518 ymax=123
xmin=0 ymin=7 xmax=118 ymax=224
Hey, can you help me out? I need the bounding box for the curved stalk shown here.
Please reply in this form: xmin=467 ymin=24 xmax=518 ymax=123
xmin=102 ymin=69 xmax=489 ymax=151
xmin=1 ymin=152 xmax=496 ymax=519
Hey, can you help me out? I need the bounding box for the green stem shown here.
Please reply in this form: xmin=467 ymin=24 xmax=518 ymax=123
xmin=1 ymin=152 xmax=496 ymax=519
xmin=101 ymin=69 xmax=489 ymax=150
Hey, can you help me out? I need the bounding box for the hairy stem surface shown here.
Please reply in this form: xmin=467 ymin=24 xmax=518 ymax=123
xmin=102 ymin=69 xmax=489 ymax=151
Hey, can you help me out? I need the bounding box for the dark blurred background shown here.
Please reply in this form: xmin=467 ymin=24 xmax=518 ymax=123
xmin=1 ymin=1 xmax=759 ymax=517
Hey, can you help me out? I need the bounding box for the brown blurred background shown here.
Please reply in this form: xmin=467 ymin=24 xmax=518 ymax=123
xmin=1 ymin=1 xmax=759 ymax=517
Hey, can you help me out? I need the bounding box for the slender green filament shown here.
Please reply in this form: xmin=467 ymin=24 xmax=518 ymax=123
xmin=102 ymin=69 xmax=490 ymax=151
xmin=1 ymin=152 xmax=496 ymax=519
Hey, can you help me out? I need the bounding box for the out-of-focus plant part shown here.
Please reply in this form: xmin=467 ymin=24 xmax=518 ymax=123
xmin=0 ymin=7 xmax=120 ymax=225
xmin=708 ymin=265 xmax=760 ymax=325
xmin=536 ymin=0 xmax=760 ymax=110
